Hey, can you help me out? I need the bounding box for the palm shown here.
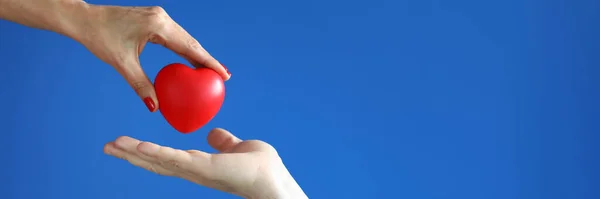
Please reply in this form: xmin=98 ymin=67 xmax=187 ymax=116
xmin=104 ymin=128 xmax=283 ymax=198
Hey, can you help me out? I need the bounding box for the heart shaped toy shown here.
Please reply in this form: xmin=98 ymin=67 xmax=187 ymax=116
xmin=154 ymin=63 xmax=225 ymax=133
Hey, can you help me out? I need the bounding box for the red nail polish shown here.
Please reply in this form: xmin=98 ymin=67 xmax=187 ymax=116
xmin=143 ymin=97 xmax=156 ymax=112
xmin=221 ymin=63 xmax=231 ymax=76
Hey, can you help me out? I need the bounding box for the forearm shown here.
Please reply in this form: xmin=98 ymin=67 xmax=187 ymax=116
xmin=0 ymin=0 xmax=88 ymax=38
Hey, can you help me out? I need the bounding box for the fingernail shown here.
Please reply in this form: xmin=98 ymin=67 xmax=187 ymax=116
xmin=221 ymin=63 xmax=231 ymax=76
xmin=143 ymin=97 xmax=156 ymax=112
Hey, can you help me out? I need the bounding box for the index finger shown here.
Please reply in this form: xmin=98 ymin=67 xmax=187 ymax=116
xmin=159 ymin=21 xmax=231 ymax=81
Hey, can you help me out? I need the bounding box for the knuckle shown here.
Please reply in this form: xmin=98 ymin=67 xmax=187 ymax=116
xmin=143 ymin=7 xmax=171 ymax=45
xmin=248 ymin=140 xmax=279 ymax=155
xmin=180 ymin=38 xmax=205 ymax=60
xmin=147 ymin=6 xmax=167 ymax=16
xmin=145 ymin=6 xmax=170 ymax=30
xmin=157 ymin=146 xmax=172 ymax=155
xmin=216 ymin=136 xmax=237 ymax=149
xmin=187 ymin=39 xmax=202 ymax=51
xmin=131 ymin=81 xmax=151 ymax=94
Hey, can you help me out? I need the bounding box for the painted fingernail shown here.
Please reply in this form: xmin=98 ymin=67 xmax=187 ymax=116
xmin=221 ymin=63 xmax=231 ymax=76
xmin=143 ymin=97 xmax=156 ymax=112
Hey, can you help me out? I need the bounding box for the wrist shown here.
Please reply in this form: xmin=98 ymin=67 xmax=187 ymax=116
xmin=277 ymin=172 xmax=308 ymax=199
xmin=50 ymin=0 xmax=93 ymax=40
xmin=246 ymin=164 xmax=308 ymax=199
xmin=247 ymin=182 xmax=307 ymax=199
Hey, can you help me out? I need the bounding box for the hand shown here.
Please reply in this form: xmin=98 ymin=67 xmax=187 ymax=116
xmin=103 ymin=128 xmax=308 ymax=199
xmin=73 ymin=4 xmax=231 ymax=112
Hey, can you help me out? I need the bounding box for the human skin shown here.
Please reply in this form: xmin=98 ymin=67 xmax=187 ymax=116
xmin=0 ymin=1 xmax=308 ymax=198
xmin=104 ymin=128 xmax=308 ymax=199
xmin=0 ymin=0 xmax=230 ymax=112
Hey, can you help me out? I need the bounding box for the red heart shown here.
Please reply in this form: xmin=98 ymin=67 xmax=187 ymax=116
xmin=154 ymin=63 xmax=225 ymax=133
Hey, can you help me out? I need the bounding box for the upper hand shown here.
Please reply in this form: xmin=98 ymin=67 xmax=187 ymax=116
xmin=103 ymin=128 xmax=307 ymax=199
xmin=73 ymin=4 xmax=231 ymax=112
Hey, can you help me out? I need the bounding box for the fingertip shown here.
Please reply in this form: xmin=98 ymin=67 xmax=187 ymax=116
xmin=205 ymin=60 xmax=230 ymax=81
xmin=189 ymin=58 xmax=230 ymax=81
xmin=103 ymin=142 xmax=129 ymax=159
xmin=122 ymin=65 xmax=158 ymax=112
xmin=207 ymin=128 xmax=227 ymax=139
xmin=114 ymin=136 xmax=128 ymax=148
xmin=143 ymin=96 xmax=158 ymax=112
xmin=219 ymin=62 xmax=231 ymax=81
xmin=114 ymin=136 xmax=139 ymax=150
xmin=103 ymin=142 xmax=115 ymax=155
xmin=223 ymin=74 xmax=231 ymax=81
xmin=207 ymin=128 xmax=242 ymax=152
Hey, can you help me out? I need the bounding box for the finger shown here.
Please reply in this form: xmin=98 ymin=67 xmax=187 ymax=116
xmin=137 ymin=141 xmax=203 ymax=171
xmin=155 ymin=22 xmax=231 ymax=81
xmin=103 ymin=142 xmax=173 ymax=176
xmin=113 ymin=136 xmax=144 ymax=154
xmin=207 ymin=128 xmax=243 ymax=152
xmin=115 ymin=58 xmax=158 ymax=112
xmin=128 ymin=139 xmax=229 ymax=190
xmin=112 ymin=136 xmax=158 ymax=162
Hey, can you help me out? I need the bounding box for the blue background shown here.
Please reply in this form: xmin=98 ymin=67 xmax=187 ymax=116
xmin=1 ymin=0 xmax=598 ymax=198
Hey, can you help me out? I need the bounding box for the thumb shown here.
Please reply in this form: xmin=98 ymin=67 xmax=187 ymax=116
xmin=116 ymin=59 xmax=158 ymax=112
xmin=207 ymin=128 xmax=242 ymax=152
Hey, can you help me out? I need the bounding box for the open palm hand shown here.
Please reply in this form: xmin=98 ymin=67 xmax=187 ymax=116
xmin=103 ymin=128 xmax=297 ymax=198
